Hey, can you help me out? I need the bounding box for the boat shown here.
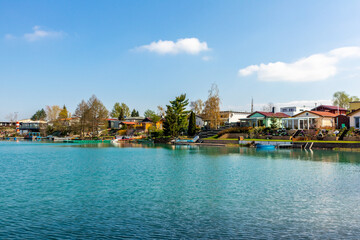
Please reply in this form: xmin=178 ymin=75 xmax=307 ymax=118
xmin=24 ymin=132 xmax=42 ymax=140
xmin=256 ymin=144 xmax=276 ymax=150
xmin=173 ymin=136 xmax=200 ymax=145
xmin=111 ymin=136 xmax=135 ymax=143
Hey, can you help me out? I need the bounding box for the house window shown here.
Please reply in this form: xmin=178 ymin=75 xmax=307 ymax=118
xmin=355 ymin=117 xmax=360 ymax=129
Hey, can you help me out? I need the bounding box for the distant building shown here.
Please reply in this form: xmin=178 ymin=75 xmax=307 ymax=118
xmin=220 ymin=111 xmax=252 ymax=124
xmin=18 ymin=119 xmax=47 ymax=135
xmin=311 ymin=105 xmax=347 ymax=115
xmin=280 ymin=106 xmax=310 ymax=116
xmin=0 ymin=122 xmax=16 ymax=127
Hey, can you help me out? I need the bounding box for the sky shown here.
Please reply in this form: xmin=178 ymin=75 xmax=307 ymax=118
xmin=1 ymin=0 xmax=360 ymax=121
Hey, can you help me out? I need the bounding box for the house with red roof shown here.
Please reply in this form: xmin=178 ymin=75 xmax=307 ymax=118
xmin=241 ymin=111 xmax=290 ymax=128
xmin=311 ymin=105 xmax=347 ymax=115
xmin=283 ymin=111 xmax=349 ymax=130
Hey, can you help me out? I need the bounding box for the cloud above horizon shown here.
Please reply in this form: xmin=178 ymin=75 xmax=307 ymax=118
xmin=136 ymin=38 xmax=209 ymax=55
xmin=238 ymin=46 xmax=360 ymax=82
xmin=4 ymin=26 xmax=65 ymax=42
xmin=24 ymin=26 xmax=65 ymax=41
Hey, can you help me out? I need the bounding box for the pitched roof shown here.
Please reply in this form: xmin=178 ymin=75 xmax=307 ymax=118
xmin=347 ymin=108 xmax=360 ymax=116
xmin=142 ymin=117 xmax=153 ymax=123
xmin=120 ymin=121 xmax=136 ymax=125
xmin=248 ymin=111 xmax=289 ymax=118
xmin=294 ymin=111 xmax=338 ymax=118
xmin=312 ymin=105 xmax=347 ymax=111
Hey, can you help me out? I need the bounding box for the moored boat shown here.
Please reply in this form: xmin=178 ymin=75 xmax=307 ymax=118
xmin=256 ymin=144 xmax=276 ymax=150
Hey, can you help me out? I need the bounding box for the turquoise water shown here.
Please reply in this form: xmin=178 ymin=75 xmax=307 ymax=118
xmin=1 ymin=141 xmax=360 ymax=239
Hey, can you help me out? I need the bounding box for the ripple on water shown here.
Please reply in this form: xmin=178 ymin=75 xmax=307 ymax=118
xmin=0 ymin=141 xmax=360 ymax=239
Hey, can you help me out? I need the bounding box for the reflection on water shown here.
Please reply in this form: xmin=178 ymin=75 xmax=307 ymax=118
xmin=1 ymin=141 xmax=360 ymax=239
xmin=56 ymin=141 xmax=360 ymax=164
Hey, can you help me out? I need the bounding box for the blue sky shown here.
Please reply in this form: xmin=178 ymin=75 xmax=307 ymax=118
xmin=1 ymin=0 xmax=360 ymax=120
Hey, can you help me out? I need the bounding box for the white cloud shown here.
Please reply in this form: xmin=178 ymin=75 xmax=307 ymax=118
xmin=4 ymin=34 xmax=16 ymax=40
xmin=136 ymin=38 xmax=209 ymax=55
xmin=238 ymin=46 xmax=360 ymax=82
xmin=23 ymin=26 xmax=65 ymax=42
xmin=202 ymin=56 xmax=212 ymax=61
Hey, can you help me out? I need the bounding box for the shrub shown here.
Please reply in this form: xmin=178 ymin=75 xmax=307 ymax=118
xmin=217 ymin=127 xmax=253 ymax=136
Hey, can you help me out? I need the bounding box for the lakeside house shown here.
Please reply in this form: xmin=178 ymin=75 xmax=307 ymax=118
xmin=240 ymin=111 xmax=289 ymax=128
xmin=348 ymin=109 xmax=360 ymax=129
xmin=312 ymin=105 xmax=347 ymax=115
xmin=282 ymin=111 xmax=349 ymax=130
xmin=195 ymin=115 xmax=204 ymax=128
xmin=107 ymin=117 xmax=163 ymax=134
xmin=280 ymin=106 xmax=311 ymax=117
xmin=18 ymin=119 xmax=47 ymax=135
xmin=0 ymin=122 xmax=16 ymax=127
xmin=220 ymin=111 xmax=252 ymax=125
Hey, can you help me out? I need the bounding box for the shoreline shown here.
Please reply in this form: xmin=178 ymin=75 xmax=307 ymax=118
xmin=2 ymin=137 xmax=360 ymax=151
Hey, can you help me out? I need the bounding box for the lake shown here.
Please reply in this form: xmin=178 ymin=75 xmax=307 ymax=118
xmin=1 ymin=141 xmax=360 ymax=239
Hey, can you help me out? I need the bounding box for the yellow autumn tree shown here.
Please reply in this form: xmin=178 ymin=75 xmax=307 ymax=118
xmin=203 ymin=84 xmax=221 ymax=129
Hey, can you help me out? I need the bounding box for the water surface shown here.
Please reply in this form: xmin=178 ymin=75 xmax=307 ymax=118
xmin=1 ymin=141 xmax=360 ymax=239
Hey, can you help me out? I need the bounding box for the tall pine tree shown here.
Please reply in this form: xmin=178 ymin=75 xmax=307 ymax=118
xmin=188 ymin=111 xmax=196 ymax=136
xmin=131 ymin=109 xmax=139 ymax=117
xmin=163 ymin=94 xmax=189 ymax=137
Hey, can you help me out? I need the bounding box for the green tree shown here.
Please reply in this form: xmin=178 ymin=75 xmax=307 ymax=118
xmin=111 ymin=102 xmax=130 ymax=119
xmin=58 ymin=105 xmax=69 ymax=119
xmin=163 ymin=94 xmax=189 ymax=137
xmin=56 ymin=105 xmax=70 ymax=135
xmin=118 ymin=108 xmax=125 ymax=120
xmin=131 ymin=109 xmax=139 ymax=117
xmin=144 ymin=109 xmax=161 ymax=123
xmin=188 ymin=111 xmax=196 ymax=136
xmin=333 ymin=91 xmax=359 ymax=109
xmin=31 ymin=108 xmax=47 ymax=121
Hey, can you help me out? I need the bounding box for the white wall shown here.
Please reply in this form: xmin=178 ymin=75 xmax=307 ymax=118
xmin=228 ymin=112 xmax=250 ymax=123
xmin=350 ymin=111 xmax=360 ymax=128
xmin=196 ymin=116 xmax=204 ymax=127
xmin=280 ymin=106 xmax=311 ymax=116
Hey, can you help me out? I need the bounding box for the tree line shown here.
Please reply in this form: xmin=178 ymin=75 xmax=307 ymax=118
xmin=25 ymin=83 xmax=223 ymax=138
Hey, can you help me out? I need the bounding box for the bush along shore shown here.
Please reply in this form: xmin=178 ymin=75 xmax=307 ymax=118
xmin=200 ymin=126 xmax=360 ymax=150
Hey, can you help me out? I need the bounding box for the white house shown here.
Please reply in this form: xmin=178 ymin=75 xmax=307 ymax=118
xmin=195 ymin=115 xmax=204 ymax=128
xmin=348 ymin=109 xmax=360 ymax=129
xmin=282 ymin=111 xmax=339 ymax=130
xmin=220 ymin=111 xmax=251 ymax=124
xmin=280 ymin=106 xmax=310 ymax=117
